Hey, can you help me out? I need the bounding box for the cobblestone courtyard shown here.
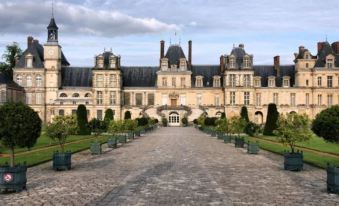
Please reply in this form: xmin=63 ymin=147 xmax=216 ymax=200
xmin=0 ymin=127 xmax=338 ymax=205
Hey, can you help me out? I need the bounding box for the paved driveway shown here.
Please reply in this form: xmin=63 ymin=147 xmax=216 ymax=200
xmin=0 ymin=127 xmax=338 ymax=205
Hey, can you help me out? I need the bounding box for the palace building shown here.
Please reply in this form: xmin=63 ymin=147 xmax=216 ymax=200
xmin=4 ymin=17 xmax=339 ymax=126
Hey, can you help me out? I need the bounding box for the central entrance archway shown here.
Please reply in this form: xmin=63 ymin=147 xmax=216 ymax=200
xmin=168 ymin=111 xmax=180 ymax=126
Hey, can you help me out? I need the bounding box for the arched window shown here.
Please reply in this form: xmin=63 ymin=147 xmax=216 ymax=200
xmin=60 ymin=93 xmax=67 ymax=98
xmin=26 ymin=75 xmax=32 ymax=87
xmin=36 ymin=75 xmax=42 ymax=87
xmin=72 ymin=93 xmax=80 ymax=98
xmin=16 ymin=75 xmax=22 ymax=85
xmin=85 ymin=93 xmax=92 ymax=98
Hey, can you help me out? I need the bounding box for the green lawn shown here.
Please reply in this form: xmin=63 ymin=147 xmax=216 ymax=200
xmin=0 ymin=135 xmax=110 ymax=167
xmin=255 ymin=135 xmax=339 ymax=155
xmin=245 ymin=136 xmax=339 ymax=169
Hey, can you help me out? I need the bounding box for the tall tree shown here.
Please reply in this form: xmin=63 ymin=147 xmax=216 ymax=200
xmin=104 ymin=109 xmax=114 ymax=123
xmin=240 ymin=106 xmax=249 ymax=122
xmin=264 ymin=103 xmax=279 ymax=135
xmin=76 ymin=104 xmax=90 ymax=135
xmin=0 ymin=42 xmax=22 ymax=78
xmin=312 ymin=105 xmax=339 ymax=143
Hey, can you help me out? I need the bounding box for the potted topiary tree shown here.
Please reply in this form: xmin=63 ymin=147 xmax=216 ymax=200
xmin=89 ymin=118 xmax=105 ymax=155
xmin=312 ymin=105 xmax=339 ymax=193
xmin=181 ymin=117 xmax=188 ymax=127
xmin=275 ymin=113 xmax=312 ymax=171
xmin=0 ymin=102 xmax=41 ymax=192
xmin=76 ymin=104 xmax=91 ymax=135
xmin=216 ymin=118 xmax=231 ymax=143
xmin=161 ymin=116 xmax=168 ymax=127
xmin=264 ymin=103 xmax=279 ymax=135
xmin=46 ymin=115 xmax=77 ymax=171
xmin=124 ymin=119 xmax=137 ymax=141
xmin=229 ymin=116 xmax=247 ymax=148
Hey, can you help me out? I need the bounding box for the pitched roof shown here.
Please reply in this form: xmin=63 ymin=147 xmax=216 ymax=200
xmin=165 ymin=45 xmax=186 ymax=66
xmin=61 ymin=67 xmax=92 ymax=87
xmin=315 ymin=42 xmax=339 ymax=67
xmin=121 ymin=66 xmax=158 ymax=87
xmin=229 ymin=45 xmax=251 ymax=69
xmin=191 ymin=65 xmax=222 ymax=87
xmin=253 ymin=65 xmax=295 ymax=87
xmin=16 ymin=39 xmax=69 ymax=69
xmin=47 ymin=18 xmax=58 ymax=30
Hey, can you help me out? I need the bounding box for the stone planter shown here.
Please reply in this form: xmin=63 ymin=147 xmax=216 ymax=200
xmin=107 ymin=137 xmax=118 ymax=148
xmin=327 ymin=165 xmax=339 ymax=194
xmin=90 ymin=142 xmax=102 ymax=155
xmin=0 ymin=164 xmax=27 ymax=193
xmin=247 ymin=141 xmax=259 ymax=154
xmin=53 ymin=152 xmax=72 ymax=171
xmin=223 ymin=135 xmax=231 ymax=143
xmin=284 ymin=151 xmax=303 ymax=171
xmin=118 ymin=135 xmax=127 ymax=144
xmin=234 ymin=137 xmax=245 ymax=148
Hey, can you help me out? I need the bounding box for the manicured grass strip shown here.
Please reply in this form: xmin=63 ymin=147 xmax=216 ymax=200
xmin=0 ymin=135 xmax=109 ymax=167
xmin=245 ymin=136 xmax=339 ymax=169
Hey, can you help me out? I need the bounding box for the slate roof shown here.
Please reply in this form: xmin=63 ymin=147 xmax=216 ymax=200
xmin=191 ymin=65 xmax=222 ymax=87
xmin=315 ymin=42 xmax=339 ymax=67
xmin=165 ymin=45 xmax=186 ymax=66
xmin=253 ymin=65 xmax=295 ymax=87
xmin=121 ymin=66 xmax=158 ymax=87
xmin=16 ymin=39 xmax=69 ymax=69
xmin=0 ymin=72 xmax=21 ymax=88
xmin=47 ymin=18 xmax=58 ymax=29
xmin=61 ymin=67 xmax=92 ymax=87
xmin=229 ymin=45 xmax=251 ymax=69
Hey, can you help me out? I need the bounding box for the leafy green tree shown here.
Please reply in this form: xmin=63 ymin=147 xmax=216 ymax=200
xmin=216 ymin=118 xmax=229 ymax=133
xmin=229 ymin=116 xmax=247 ymax=136
xmin=46 ymin=115 xmax=77 ymax=153
xmin=275 ymin=113 xmax=313 ymax=153
xmin=220 ymin=112 xmax=226 ymax=119
xmin=136 ymin=117 xmax=149 ymax=126
xmin=312 ymin=105 xmax=339 ymax=143
xmin=0 ymin=102 xmax=41 ymax=166
xmin=123 ymin=119 xmax=137 ymax=132
xmin=76 ymin=104 xmax=90 ymax=135
xmin=89 ymin=118 xmax=107 ymax=133
xmin=264 ymin=103 xmax=279 ymax=135
xmin=244 ymin=121 xmax=260 ymax=137
xmin=124 ymin=111 xmax=131 ymax=120
xmin=240 ymin=106 xmax=249 ymax=122
xmin=0 ymin=42 xmax=22 ymax=78
xmin=108 ymin=120 xmax=124 ymax=135
xmin=104 ymin=109 xmax=114 ymax=123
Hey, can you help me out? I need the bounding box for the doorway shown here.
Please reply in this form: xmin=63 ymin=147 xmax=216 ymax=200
xmin=168 ymin=111 xmax=180 ymax=126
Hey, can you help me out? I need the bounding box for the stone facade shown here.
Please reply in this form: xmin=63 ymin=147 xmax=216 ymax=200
xmin=11 ymin=17 xmax=339 ymax=125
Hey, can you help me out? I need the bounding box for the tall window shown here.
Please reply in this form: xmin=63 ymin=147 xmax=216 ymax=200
xmin=0 ymin=91 xmax=5 ymax=103
xmin=328 ymin=94 xmax=333 ymax=106
xmin=36 ymin=93 xmax=43 ymax=105
xmin=135 ymin=93 xmax=143 ymax=106
xmin=244 ymin=92 xmax=250 ymax=105
xmin=110 ymin=91 xmax=116 ymax=105
xmin=215 ymin=95 xmax=220 ymax=106
xmin=273 ymin=93 xmax=279 ymax=105
xmin=244 ymin=75 xmax=251 ymax=87
xmin=162 ymin=77 xmax=167 ymax=87
xmin=96 ymin=91 xmax=103 ymax=105
xmin=317 ymin=94 xmax=322 ymax=106
xmin=327 ymin=76 xmax=333 ymax=88
xmin=36 ymin=75 xmax=42 ymax=87
xmin=26 ymin=75 xmax=32 ymax=87
xmin=254 ymin=79 xmax=261 ymax=87
xmin=230 ymin=92 xmax=236 ymax=105
xmin=162 ymin=94 xmax=168 ymax=105
xmin=244 ymin=57 xmax=250 ymax=68
xmin=124 ymin=93 xmax=130 ymax=105
xmin=229 ymin=58 xmax=235 ymax=68
xmin=147 ymin=93 xmax=154 ymax=105
xmin=110 ymin=74 xmax=117 ymax=87
xmin=172 ymin=77 xmax=176 ymax=87
xmin=230 ymin=74 xmax=236 ymax=87
xmin=290 ymin=93 xmax=296 ymax=106
xmin=196 ymin=93 xmax=202 ymax=105
xmin=213 ymin=77 xmax=221 ymax=87
xmin=283 ymin=78 xmax=289 ymax=87
xmin=306 ymin=80 xmax=309 ymax=86
xmin=180 ymin=94 xmax=186 ymax=105
xmin=96 ymin=74 xmax=104 ymax=87
xmin=180 ymin=77 xmax=185 ymax=87
xmin=268 ymin=78 xmax=275 ymax=87
xmin=59 ymin=109 xmax=64 ymax=116
xmin=195 ymin=77 xmax=203 ymax=87
xmin=327 ymin=59 xmax=333 ymax=68
xmin=97 ymin=110 xmax=103 ymax=120
xmin=26 ymin=93 xmax=32 ymax=104
xmin=317 ymin=76 xmax=322 ymax=87
xmin=255 ymin=93 xmax=261 ymax=106
xmin=16 ymin=75 xmax=22 ymax=86
xmin=306 ymin=93 xmax=309 ymax=106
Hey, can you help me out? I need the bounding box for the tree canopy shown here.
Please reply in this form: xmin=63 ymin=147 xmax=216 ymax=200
xmin=312 ymin=105 xmax=339 ymax=143
xmin=0 ymin=42 xmax=22 ymax=78
xmin=264 ymin=103 xmax=279 ymax=135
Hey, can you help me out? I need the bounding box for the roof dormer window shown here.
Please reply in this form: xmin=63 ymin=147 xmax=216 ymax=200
xmin=195 ymin=76 xmax=203 ymax=87
xmin=25 ymin=53 xmax=33 ymax=68
xmin=283 ymin=76 xmax=290 ymax=87
xmin=213 ymin=76 xmax=221 ymax=87
xmin=243 ymin=56 xmax=250 ymax=68
xmin=268 ymin=76 xmax=275 ymax=87
xmin=229 ymin=57 xmax=236 ymax=69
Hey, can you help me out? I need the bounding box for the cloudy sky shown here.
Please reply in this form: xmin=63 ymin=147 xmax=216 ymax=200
xmin=0 ymin=0 xmax=339 ymax=66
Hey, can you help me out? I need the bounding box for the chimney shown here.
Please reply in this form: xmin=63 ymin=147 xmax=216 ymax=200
xmin=27 ymin=36 xmax=33 ymax=48
xmin=239 ymin=43 xmax=244 ymax=49
xmin=299 ymin=46 xmax=305 ymax=53
xmin=160 ymin=40 xmax=165 ymax=59
xmin=220 ymin=55 xmax=225 ymax=72
xmin=317 ymin=42 xmax=325 ymax=53
xmin=188 ymin=40 xmax=192 ymax=67
xmin=331 ymin=42 xmax=339 ymax=54
xmin=274 ymin=55 xmax=280 ymax=77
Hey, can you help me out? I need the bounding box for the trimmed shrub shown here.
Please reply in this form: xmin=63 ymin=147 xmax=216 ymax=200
xmin=181 ymin=117 xmax=188 ymax=126
xmin=124 ymin=111 xmax=131 ymax=120
xmin=263 ymin=103 xmax=279 ymax=135
xmin=89 ymin=118 xmax=107 ymax=133
xmin=76 ymin=104 xmax=90 ymax=135
xmin=104 ymin=109 xmax=114 ymax=122
xmin=136 ymin=117 xmax=149 ymax=126
xmin=240 ymin=106 xmax=249 ymax=122
xmin=244 ymin=121 xmax=260 ymax=137
xmin=204 ymin=117 xmax=217 ymax=126
xmin=312 ymin=105 xmax=339 ymax=143
xmin=161 ymin=117 xmax=168 ymax=127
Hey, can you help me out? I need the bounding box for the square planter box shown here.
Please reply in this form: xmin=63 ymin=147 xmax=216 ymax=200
xmin=118 ymin=135 xmax=127 ymax=144
xmin=135 ymin=130 xmax=141 ymax=137
xmin=0 ymin=164 xmax=27 ymax=193
xmin=247 ymin=141 xmax=259 ymax=154
xmin=234 ymin=137 xmax=245 ymax=148
xmin=53 ymin=152 xmax=72 ymax=171
xmin=223 ymin=135 xmax=231 ymax=143
xmin=90 ymin=142 xmax=102 ymax=155
xmin=217 ymin=132 xmax=224 ymax=140
xmin=327 ymin=165 xmax=339 ymax=194
xmin=107 ymin=137 xmax=118 ymax=148
xmin=284 ymin=151 xmax=303 ymax=171
xmin=211 ymin=131 xmax=217 ymax=137
xmin=128 ymin=132 xmax=134 ymax=140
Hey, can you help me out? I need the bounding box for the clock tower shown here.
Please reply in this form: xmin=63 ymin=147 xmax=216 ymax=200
xmin=44 ymin=17 xmax=62 ymax=103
